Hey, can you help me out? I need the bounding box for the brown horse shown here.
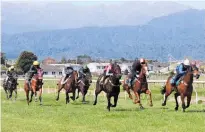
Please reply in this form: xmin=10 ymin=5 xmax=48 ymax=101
xmin=24 ymin=69 xmax=44 ymax=105
xmin=123 ymin=64 xmax=153 ymax=109
xmin=76 ymin=73 xmax=92 ymax=103
xmin=93 ymin=64 xmax=122 ymax=111
xmin=56 ymin=70 xmax=78 ymax=104
xmin=161 ymin=64 xmax=200 ymax=112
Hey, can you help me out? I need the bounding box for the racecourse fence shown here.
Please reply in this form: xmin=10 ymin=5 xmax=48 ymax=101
xmin=1 ymin=78 xmax=205 ymax=104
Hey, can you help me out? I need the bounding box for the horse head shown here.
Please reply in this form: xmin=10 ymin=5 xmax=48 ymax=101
xmin=190 ymin=64 xmax=200 ymax=79
xmin=139 ymin=63 xmax=149 ymax=78
xmin=113 ymin=64 xmax=122 ymax=80
xmin=109 ymin=64 xmax=122 ymax=86
xmin=33 ymin=69 xmax=44 ymax=87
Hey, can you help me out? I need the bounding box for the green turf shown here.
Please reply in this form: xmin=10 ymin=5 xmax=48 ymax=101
xmin=1 ymin=85 xmax=205 ymax=132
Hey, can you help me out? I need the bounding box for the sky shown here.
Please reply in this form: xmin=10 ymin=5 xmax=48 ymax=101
xmin=1 ymin=0 xmax=205 ymax=9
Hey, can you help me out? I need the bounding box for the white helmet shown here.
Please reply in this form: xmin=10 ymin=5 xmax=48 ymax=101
xmin=183 ymin=59 xmax=190 ymax=66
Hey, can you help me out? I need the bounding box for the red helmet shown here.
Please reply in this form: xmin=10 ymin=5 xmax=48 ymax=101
xmin=140 ymin=58 xmax=146 ymax=64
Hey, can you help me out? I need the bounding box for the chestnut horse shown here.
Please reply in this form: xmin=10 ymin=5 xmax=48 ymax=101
xmin=24 ymin=69 xmax=44 ymax=105
xmin=56 ymin=70 xmax=78 ymax=104
xmin=123 ymin=64 xmax=153 ymax=109
xmin=76 ymin=73 xmax=92 ymax=103
xmin=161 ymin=64 xmax=200 ymax=112
xmin=93 ymin=64 xmax=122 ymax=111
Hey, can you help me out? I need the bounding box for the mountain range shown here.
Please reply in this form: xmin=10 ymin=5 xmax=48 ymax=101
xmin=2 ymin=8 xmax=205 ymax=61
xmin=2 ymin=1 xmax=190 ymax=34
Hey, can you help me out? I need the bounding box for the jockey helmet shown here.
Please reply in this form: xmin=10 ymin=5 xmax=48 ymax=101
xmin=140 ymin=58 xmax=146 ymax=64
xmin=183 ymin=59 xmax=190 ymax=66
xmin=33 ymin=61 xmax=40 ymax=66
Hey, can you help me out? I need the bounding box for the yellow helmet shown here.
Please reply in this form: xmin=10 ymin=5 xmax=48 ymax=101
xmin=33 ymin=61 xmax=40 ymax=66
xmin=9 ymin=66 xmax=15 ymax=70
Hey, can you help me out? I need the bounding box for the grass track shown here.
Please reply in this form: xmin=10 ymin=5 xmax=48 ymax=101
xmin=1 ymin=86 xmax=205 ymax=132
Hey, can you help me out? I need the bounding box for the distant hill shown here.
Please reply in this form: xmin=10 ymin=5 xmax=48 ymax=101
xmin=2 ymin=1 xmax=189 ymax=34
xmin=2 ymin=9 xmax=205 ymax=61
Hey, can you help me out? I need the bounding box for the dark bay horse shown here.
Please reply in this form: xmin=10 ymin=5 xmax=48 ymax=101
xmin=93 ymin=64 xmax=122 ymax=111
xmin=76 ymin=73 xmax=92 ymax=103
xmin=3 ymin=73 xmax=18 ymax=100
xmin=161 ymin=64 xmax=200 ymax=112
xmin=56 ymin=70 xmax=78 ymax=104
xmin=123 ymin=64 xmax=153 ymax=109
xmin=24 ymin=69 xmax=44 ymax=105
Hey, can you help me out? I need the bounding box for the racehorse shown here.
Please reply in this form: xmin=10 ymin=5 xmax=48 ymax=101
xmin=161 ymin=64 xmax=200 ymax=112
xmin=93 ymin=64 xmax=122 ymax=111
xmin=56 ymin=70 xmax=78 ymax=104
xmin=24 ymin=69 xmax=44 ymax=105
xmin=3 ymin=73 xmax=18 ymax=100
xmin=76 ymin=73 xmax=92 ymax=103
xmin=123 ymin=63 xmax=153 ymax=109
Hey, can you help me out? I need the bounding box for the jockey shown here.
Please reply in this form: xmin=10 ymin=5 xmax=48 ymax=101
xmin=78 ymin=65 xmax=91 ymax=81
xmin=63 ymin=64 xmax=74 ymax=81
xmin=5 ymin=66 xmax=16 ymax=85
xmin=171 ymin=59 xmax=190 ymax=86
xmin=129 ymin=58 xmax=146 ymax=87
xmin=100 ymin=61 xmax=116 ymax=85
xmin=26 ymin=61 xmax=42 ymax=90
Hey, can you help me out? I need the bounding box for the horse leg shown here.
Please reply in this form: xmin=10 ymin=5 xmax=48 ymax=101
xmin=162 ymin=90 xmax=172 ymax=106
xmin=138 ymin=94 xmax=144 ymax=109
xmin=65 ymin=90 xmax=70 ymax=104
xmin=82 ymin=90 xmax=88 ymax=103
xmin=71 ymin=88 xmax=76 ymax=101
xmin=180 ymin=94 xmax=186 ymax=112
xmin=14 ymin=88 xmax=17 ymax=100
xmin=186 ymin=95 xmax=192 ymax=109
xmin=9 ymin=89 xmax=13 ymax=99
xmin=111 ymin=94 xmax=119 ymax=107
xmin=29 ymin=91 xmax=34 ymax=103
xmin=39 ymin=89 xmax=43 ymax=105
xmin=174 ymin=93 xmax=180 ymax=111
xmin=76 ymin=88 xmax=80 ymax=99
xmin=146 ymin=89 xmax=153 ymax=107
xmin=133 ymin=91 xmax=140 ymax=104
xmin=4 ymin=89 xmax=9 ymax=99
xmin=106 ymin=94 xmax=111 ymax=111
xmin=161 ymin=84 xmax=173 ymax=106
xmin=26 ymin=90 xmax=30 ymax=105
xmin=125 ymin=85 xmax=133 ymax=99
xmin=34 ymin=91 xmax=38 ymax=102
xmin=56 ymin=85 xmax=63 ymax=101
xmin=93 ymin=86 xmax=102 ymax=105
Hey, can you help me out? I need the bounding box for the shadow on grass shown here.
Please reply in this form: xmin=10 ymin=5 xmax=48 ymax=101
xmin=114 ymin=107 xmax=146 ymax=112
xmin=186 ymin=109 xmax=205 ymax=113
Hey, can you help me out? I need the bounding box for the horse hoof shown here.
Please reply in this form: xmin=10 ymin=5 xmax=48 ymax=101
xmin=93 ymin=102 xmax=96 ymax=105
xmin=107 ymin=107 xmax=110 ymax=111
xmin=140 ymin=106 xmax=144 ymax=109
xmin=175 ymin=107 xmax=178 ymax=111
xmin=150 ymin=104 xmax=153 ymax=107
xmin=162 ymin=103 xmax=166 ymax=106
xmin=183 ymin=109 xmax=185 ymax=112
